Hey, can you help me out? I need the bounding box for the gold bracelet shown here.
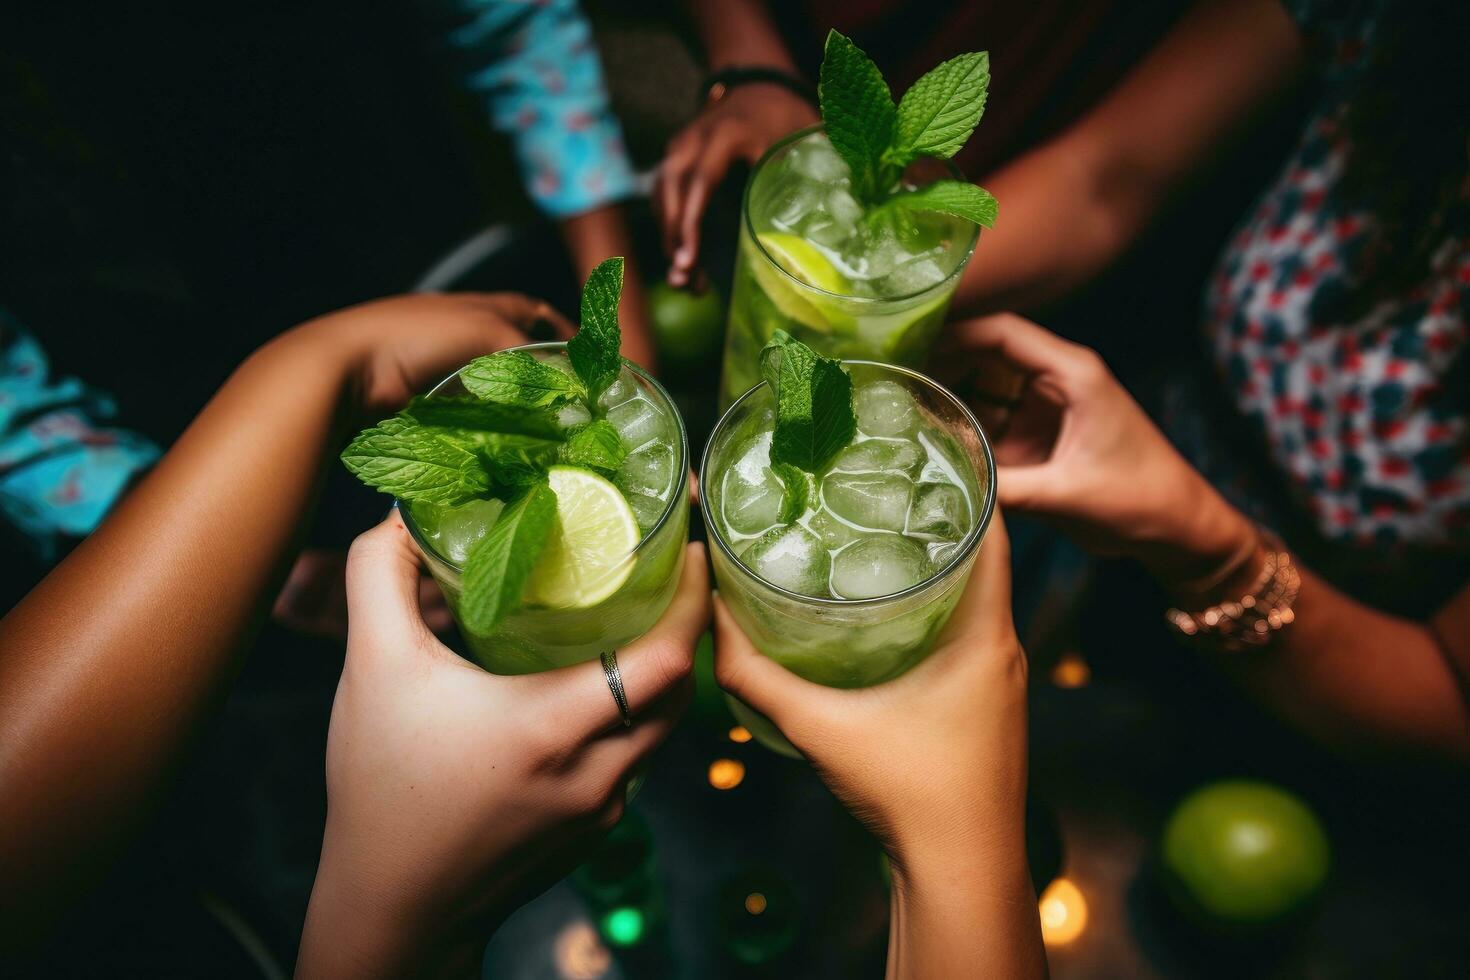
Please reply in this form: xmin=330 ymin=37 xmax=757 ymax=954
xmin=1165 ymin=533 xmax=1300 ymax=651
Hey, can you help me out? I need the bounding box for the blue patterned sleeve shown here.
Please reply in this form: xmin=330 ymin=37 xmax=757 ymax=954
xmin=0 ymin=310 xmax=160 ymax=564
xmin=445 ymin=0 xmax=636 ymax=218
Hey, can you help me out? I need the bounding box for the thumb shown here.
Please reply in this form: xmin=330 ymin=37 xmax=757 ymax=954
xmin=712 ymin=596 xmax=833 ymax=741
xmin=345 ymin=509 xmax=436 ymax=655
xmin=994 ymin=463 xmax=1059 ymax=514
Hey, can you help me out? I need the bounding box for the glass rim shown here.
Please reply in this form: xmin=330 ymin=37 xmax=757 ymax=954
xmin=399 ymin=341 xmax=690 ymax=574
xmin=699 ymin=359 xmax=997 ymax=608
xmin=742 ymin=124 xmax=982 ymax=306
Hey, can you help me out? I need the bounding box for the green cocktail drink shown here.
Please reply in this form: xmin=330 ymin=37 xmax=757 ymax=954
xmin=720 ymin=127 xmax=979 ymax=405
xmin=402 ymin=346 xmax=689 ymax=672
xmin=341 ymin=257 xmax=689 ymax=675
xmin=702 ymin=359 xmax=995 ymax=755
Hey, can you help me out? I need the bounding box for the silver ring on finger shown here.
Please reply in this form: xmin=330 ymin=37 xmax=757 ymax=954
xmin=601 ymin=649 xmax=633 ymax=728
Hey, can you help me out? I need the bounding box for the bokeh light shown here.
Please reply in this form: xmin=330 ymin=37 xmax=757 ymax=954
xmin=599 ymin=906 xmax=646 ymax=947
xmin=744 ymin=892 xmax=768 ymax=915
xmin=1051 ymin=652 xmax=1091 ymax=688
xmin=708 ymin=758 xmax=746 ymax=790
xmin=552 ymin=921 xmax=611 ymax=979
xmin=1038 ymin=877 xmax=1088 ymax=946
xmin=728 ymin=725 xmax=753 ymax=743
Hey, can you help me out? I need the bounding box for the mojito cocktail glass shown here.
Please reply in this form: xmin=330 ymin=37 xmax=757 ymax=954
xmin=402 ymin=343 xmax=689 ymax=673
xmin=720 ymin=126 xmax=981 ymax=405
xmin=702 ymin=362 xmax=996 ymax=755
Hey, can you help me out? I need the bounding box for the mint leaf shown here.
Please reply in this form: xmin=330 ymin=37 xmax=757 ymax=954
xmin=401 ymin=395 xmax=563 ymax=440
xmin=759 ymin=332 xmax=855 ymax=473
xmin=558 ymin=419 xmax=627 ymax=475
xmin=886 ymin=180 xmax=998 ymax=228
xmin=890 ymin=51 xmax=989 ymax=165
xmin=459 ymin=482 xmax=557 ymax=633
xmin=567 ymin=256 xmax=624 ymax=403
xmin=461 ymin=350 xmax=584 ymax=407
xmin=341 ymin=422 xmax=489 ymax=504
xmin=482 ymin=444 xmax=559 ymax=489
xmin=819 ymin=30 xmax=896 ymax=203
xmin=771 ymin=462 xmax=811 ymax=524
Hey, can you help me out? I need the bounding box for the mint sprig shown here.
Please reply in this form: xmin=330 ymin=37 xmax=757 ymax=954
xmin=340 ymin=257 xmax=636 ymax=632
xmin=771 ymin=462 xmax=812 ymax=524
xmin=459 ymin=482 xmax=557 ymax=635
xmin=819 ymin=31 xmax=997 ymax=228
xmin=567 ymin=256 xmax=625 ymax=405
xmin=558 ymin=419 xmax=627 ymax=476
xmin=759 ymin=330 xmax=855 ymax=475
xmin=341 ymin=423 xmax=490 ymax=505
xmin=461 ymin=350 xmax=584 ymax=407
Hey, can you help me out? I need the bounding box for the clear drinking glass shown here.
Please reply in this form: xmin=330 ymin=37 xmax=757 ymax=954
xmin=401 ymin=343 xmax=690 ymax=674
xmin=702 ymin=361 xmax=996 ymax=755
xmin=719 ymin=126 xmax=981 ymax=406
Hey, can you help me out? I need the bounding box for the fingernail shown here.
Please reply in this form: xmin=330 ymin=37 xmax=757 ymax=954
xmin=527 ymin=318 xmax=556 ymax=341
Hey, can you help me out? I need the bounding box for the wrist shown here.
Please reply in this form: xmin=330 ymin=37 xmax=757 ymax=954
xmin=1142 ymin=487 xmax=1258 ymax=589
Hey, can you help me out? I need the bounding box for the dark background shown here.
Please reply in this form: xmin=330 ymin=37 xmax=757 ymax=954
xmin=4 ymin=2 xmax=1468 ymax=977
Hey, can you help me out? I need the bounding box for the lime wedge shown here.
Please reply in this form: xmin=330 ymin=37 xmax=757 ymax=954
xmin=524 ymin=466 xmax=641 ymax=609
xmin=751 ymin=232 xmax=852 ymax=334
xmin=758 ymin=232 xmax=848 ymax=293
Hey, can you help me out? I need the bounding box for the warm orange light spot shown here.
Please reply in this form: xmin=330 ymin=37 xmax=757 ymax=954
xmin=1038 ymin=877 xmax=1088 ymax=946
xmin=728 ymin=725 xmax=753 ymax=743
xmin=708 ymin=758 xmax=746 ymax=790
xmin=744 ymin=892 xmax=768 ymax=915
xmin=552 ymin=921 xmax=611 ymax=979
xmin=1050 ymin=653 xmax=1091 ymax=689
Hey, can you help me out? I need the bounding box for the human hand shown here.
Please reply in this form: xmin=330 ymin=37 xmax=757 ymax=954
xmin=272 ymin=547 xmax=453 ymax=642
xmin=655 ymin=85 xmax=817 ymax=287
xmin=937 ymin=313 xmax=1256 ymax=584
xmin=713 ymin=513 xmax=1028 ymax=863
xmin=292 ymin=292 xmax=576 ymax=420
xmin=296 ymin=515 xmax=710 ymax=979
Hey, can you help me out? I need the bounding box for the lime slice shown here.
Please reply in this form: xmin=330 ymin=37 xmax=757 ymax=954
xmin=751 ymin=232 xmax=852 ymax=334
xmin=758 ymin=232 xmax=848 ymax=293
xmin=524 ymin=466 xmax=641 ymax=609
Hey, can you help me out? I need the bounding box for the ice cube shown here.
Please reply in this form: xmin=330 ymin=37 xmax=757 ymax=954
xmin=556 ymin=401 xmax=592 ymax=431
xmin=424 ymin=497 xmax=505 ymax=565
xmin=907 ymin=482 xmax=969 ymax=541
xmin=598 ymin=374 xmax=639 ymax=410
xmin=623 ymin=489 xmax=666 ymax=532
xmin=829 ymin=534 xmax=929 ymax=600
xmin=822 ymin=472 xmax=913 ymax=532
xmin=804 ymin=506 xmax=864 ymax=551
xmin=741 ymin=524 xmax=831 ymax=596
xmin=829 ymin=438 xmax=924 ymax=478
xmin=826 ymin=187 xmax=864 ymax=228
xmin=617 ymin=443 xmax=676 ymax=499
xmin=879 ymin=256 xmax=946 ymax=296
xmin=789 ymin=137 xmax=849 ymax=182
xmin=927 ymin=540 xmax=963 ymax=573
xmin=720 ymin=433 xmax=784 ymax=534
xmin=606 ymin=396 xmax=664 ymax=450
xmin=854 ymin=379 xmax=921 ymax=438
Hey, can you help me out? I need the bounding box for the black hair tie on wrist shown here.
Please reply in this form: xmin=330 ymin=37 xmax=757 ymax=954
xmin=700 ymin=66 xmax=817 ymax=109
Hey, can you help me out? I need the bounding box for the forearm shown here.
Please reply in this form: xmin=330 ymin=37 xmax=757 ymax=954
xmin=559 ymin=206 xmax=656 ymax=369
xmin=685 ymin=0 xmax=796 ymax=71
xmin=0 ymin=326 xmax=359 ymax=936
xmin=953 ymin=139 xmax=1127 ymax=314
xmin=1157 ymin=514 xmax=1470 ymax=759
xmin=952 ymin=0 xmax=1302 ymax=315
xmin=885 ymin=800 xmax=1045 ymax=978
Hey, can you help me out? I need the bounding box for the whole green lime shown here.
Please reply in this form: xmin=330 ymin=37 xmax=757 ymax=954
xmin=1160 ymin=779 xmax=1330 ymax=929
xmin=649 ymin=281 xmax=724 ymax=368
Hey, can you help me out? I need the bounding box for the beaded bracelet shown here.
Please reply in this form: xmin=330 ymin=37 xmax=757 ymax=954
xmin=1166 ymin=533 xmax=1301 ymax=651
